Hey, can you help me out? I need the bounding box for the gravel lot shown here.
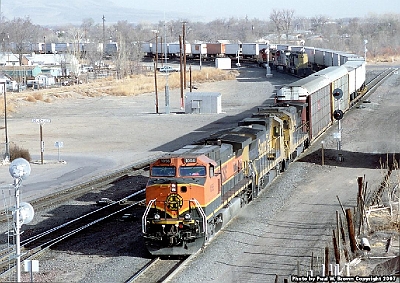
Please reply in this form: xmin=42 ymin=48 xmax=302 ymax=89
xmin=0 ymin=63 xmax=399 ymax=282
xmin=169 ymin=64 xmax=400 ymax=282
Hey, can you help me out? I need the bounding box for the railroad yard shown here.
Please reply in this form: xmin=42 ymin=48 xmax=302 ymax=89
xmin=0 ymin=62 xmax=398 ymax=282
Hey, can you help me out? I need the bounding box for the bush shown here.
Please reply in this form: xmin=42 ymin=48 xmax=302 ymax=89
xmin=9 ymin=144 xmax=31 ymax=162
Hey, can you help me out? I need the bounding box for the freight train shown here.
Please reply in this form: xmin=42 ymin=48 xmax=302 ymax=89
xmin=142 ymin=49 xmax=366 ymax=256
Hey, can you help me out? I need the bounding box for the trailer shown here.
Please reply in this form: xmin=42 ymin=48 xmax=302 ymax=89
xmin=206 ymin=43 xmax=225 ymax=57
xmin=55 ymin=43 xmax=70 ymax=53
xmin=241 ymin=43 xmax=259 ymax=59
xmin=168 ymin=43 xmax=181 ymax=57
xmin=225 ymin=43 xmax=241 ymax=57
xmin=141 ymin=43 xmax=153 ymax=56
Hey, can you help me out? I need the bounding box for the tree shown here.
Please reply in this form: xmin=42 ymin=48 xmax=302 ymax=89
xmin=282 ymin=9 xmax=295 ymax=43
xmin=270 ymin=10 xmax=284 ymax=43
xmin=311 ymin=16 xmax=329 ymax=34
xmin=5 ymin=17 xmax=41 ymax=64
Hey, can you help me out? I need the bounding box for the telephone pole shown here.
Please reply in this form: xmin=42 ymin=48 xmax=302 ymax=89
xmin=102 ymin=15 xmax=106 ymax=57
xmin=182 ymin=22 xmax=187 ymax=89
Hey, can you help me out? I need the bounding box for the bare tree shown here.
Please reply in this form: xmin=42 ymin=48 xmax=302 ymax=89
xmin=6 ymin=17 xmax=41 ymax=64
xmin=282 ymin=9 xmax=295 ymax=43
xmin=80 ymin=18 xmax=95 ymax=43
xmin=311 ymin=16 xmax=329 ymax=34
xmin=270 ymin=9 xmax=284 ymax=43
xmin=269 ymin=9 xmax=295 ymax=44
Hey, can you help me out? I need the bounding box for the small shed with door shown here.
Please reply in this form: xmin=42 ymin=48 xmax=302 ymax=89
xmin=185 ymin=92 xmax=222 ymax=114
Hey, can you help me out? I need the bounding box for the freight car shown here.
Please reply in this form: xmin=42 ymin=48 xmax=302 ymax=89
xmin=142 ymin=48 xmax=366 ymax=256
xmin=276 ymin=59 xmax=366 ymax=142
xmin=142 ymin=104 xmax=309 ymax=256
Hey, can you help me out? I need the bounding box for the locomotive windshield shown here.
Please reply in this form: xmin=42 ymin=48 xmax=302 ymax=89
xmin=151 ymin=166 xmax=176 ymax=177
xmin=179 ymin=166 xmax=206 ymax=177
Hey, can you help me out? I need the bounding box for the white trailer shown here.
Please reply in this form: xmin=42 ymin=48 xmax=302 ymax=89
xmin=242 ymin=43 xmax=259 ymax=58
xmin=168 ymin=43 xmax=180 ymax=56
xmin=55 ymin=43 xmax=70 ymax=53
xmin=141 ymin=43 xmax=152 ymax=55
xmin=152 ymin=43 xmax=168 ymax=55
xmin=191 ymin=43 xmax=207 ymax=57
xmin=225 ymin=43 xmax=241 ymax=57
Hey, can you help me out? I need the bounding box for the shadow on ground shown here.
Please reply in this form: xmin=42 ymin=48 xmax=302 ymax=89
xmin=298 ymin=148 xmax=399 ymax=169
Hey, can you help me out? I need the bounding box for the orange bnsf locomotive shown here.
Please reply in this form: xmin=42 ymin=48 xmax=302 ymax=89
xmin=142 ymin=105 xmax=308 ymax=256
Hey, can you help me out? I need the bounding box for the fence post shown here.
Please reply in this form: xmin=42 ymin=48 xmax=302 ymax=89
xmin=346 ymin=208 xmax=357 ymax=253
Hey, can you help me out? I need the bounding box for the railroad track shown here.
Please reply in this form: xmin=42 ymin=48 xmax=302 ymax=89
xmin=0 ymin=190 xmax=146 ymax=281
xmin=352 ymin=67 xmax=398 ymax=107
xmin=126 ymin=256 xmax=190 ymax=283
xmin=0 ymin=160 xmax=153 ymax=281
xmin=0 ymin=68 xmax=394 ymax=281
xmin=0 ymin=157 xmax=159 ymax=222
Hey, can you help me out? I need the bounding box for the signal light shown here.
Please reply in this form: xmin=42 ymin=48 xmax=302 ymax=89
xmin=332 ymin=88 xmax=343 ymax=100
xmin=333 ymin=110 xmax=344 ymax=120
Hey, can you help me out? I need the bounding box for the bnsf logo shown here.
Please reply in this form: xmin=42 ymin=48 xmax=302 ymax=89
xmin=166 ymin=193 xmax=183 ymax=211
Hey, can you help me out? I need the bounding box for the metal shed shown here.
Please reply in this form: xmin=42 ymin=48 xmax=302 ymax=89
xmin=185 ymin=92 xmax=222 ymax=114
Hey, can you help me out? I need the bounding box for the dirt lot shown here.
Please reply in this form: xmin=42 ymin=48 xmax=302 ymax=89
xmin=170 ymin=63 xmax=400 ymax=282
xmin=0 ymin=63 xmax=399 ymax=281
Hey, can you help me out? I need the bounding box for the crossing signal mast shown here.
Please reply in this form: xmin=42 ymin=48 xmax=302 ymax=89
xmin=332 ymin=88 xmax=344 ymax=161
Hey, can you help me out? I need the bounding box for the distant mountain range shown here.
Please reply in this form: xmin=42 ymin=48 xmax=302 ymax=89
xmin=1 ymin=0 xmax=191 ymax=26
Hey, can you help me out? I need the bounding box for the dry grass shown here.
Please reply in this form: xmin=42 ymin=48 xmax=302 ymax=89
xmin=25 ymin=92 xmax=45 ymax=102
xmin=0 ymin=99 xmax=15 ymax=115
xmin=9 ymin=143 xmax=31 ymax=162
xmin=0 ymin=67 xmax=239 ymax=118
xmin=9 ymin=67 xmax=238 ymax=105
xmin=368 ymin=55 xmax=400 ymax=64
xmin=109 ymin=67 xmax=238 ymax=96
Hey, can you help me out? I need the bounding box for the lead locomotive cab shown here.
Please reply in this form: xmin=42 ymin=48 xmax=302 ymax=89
xmin=142 ymin=154 xmax=220 ymax=256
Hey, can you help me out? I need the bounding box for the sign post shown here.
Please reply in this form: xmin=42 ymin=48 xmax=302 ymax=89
xmin=54 ymin=141 xmax=63 ymax=162
xmin=32 ymin=118 xmax=51 ymax=164
xmin=24 ymin=259 xmax=39 ymax=282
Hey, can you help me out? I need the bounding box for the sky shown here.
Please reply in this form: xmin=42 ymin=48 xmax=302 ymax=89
xmin=3 ymin=0 xmax=399 ymax=26
xmin=118 ymin=0 xmax=399 ymax=21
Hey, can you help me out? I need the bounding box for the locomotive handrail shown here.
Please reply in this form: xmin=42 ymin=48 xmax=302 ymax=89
xmin=189 ymin=198 xmax=207 ymax=238
xmin=142 ymin=199 xmax=156 ymax=234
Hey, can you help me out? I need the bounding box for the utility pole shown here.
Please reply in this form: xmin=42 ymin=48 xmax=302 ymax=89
xmin=1 ymin=81 xmax=9 ymax=161
xmin=179 ymin=35 xmax=184 ymax=108
xmin=154 ymin=31 xmax=159 ymax=114
xmin=182 ymin=22 xmax=187 ymax=89
xmin=102 ymin=15 xmax=106 ymax=58
xmin=164 ymin=21 xmax=169 ymax=114
xmin=364 ymin=39 xmax=368 ymax=63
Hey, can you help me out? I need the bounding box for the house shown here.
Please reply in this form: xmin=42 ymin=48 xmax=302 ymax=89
xmin=0 ymin=66 xmax=42 ymax=82
xmin=24 ymin=53 xmax=79 ymax=75
xmin=36 ymin=74 xmax=56 ymax=87
xmin=0 ymin=74 xmax=18 ymax=91
xmin=0 ymin=52 xmax=20 ymax=66
xmin=41 ymin=66 xmax=68 ymax=77
xmin=24 ymin=53 xmax=64 ymax=66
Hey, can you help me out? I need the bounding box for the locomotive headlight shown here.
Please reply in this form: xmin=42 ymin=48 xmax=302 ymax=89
xmin=154 ymin=213 xmax=161 ymax=220
xmin=171 ymin=183 xmax=177 ymax=192
xmin=184 ymin=213 xmax=191 ymax=220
